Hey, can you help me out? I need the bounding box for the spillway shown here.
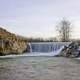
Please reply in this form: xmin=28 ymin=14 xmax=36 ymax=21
xmin=29 ymin=42 xmax=71 ymax=53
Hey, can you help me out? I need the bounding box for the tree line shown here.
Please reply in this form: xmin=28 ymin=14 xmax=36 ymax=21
xmin=27 ymin=18 xmax=80 ymax=42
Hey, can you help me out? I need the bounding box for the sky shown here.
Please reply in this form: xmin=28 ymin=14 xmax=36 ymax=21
xmin=0 ymin=0 xmax=80 ymax=39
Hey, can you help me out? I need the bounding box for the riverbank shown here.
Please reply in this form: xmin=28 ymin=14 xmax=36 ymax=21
xmin=0 ymin=57 xmax=80 ymax=80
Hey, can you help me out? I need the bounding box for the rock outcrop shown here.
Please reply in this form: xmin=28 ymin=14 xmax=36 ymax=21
xmin=59 ymin=42 xmax=80 ymax=58
xmin=0 ymin=27 xmax=28 ymax=55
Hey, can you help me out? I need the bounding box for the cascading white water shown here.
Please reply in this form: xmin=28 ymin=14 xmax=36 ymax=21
xmin=29 ymin=42 xmax=71 ymax=53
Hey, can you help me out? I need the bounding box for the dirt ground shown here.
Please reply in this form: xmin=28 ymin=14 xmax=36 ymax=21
xmin=0 ymin=57 xmax=80 ymax=80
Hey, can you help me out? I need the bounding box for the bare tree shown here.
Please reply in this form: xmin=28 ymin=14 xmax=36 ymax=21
xmin=56 ymin=19 xmax=71 ymax=42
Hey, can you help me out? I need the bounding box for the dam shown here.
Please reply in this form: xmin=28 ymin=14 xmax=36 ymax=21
xmin=29 ymin=42 xmax=71 ymax=52
xmin=27 ymin=42 xmax=71 ymax=56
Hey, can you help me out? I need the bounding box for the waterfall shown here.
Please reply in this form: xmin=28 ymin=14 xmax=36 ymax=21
xmin=29 ymin=42 xmax=71 ymax=53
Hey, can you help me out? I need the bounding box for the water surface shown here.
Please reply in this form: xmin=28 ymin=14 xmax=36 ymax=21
xmin=0 ymin=57 xmax=80 ymax=80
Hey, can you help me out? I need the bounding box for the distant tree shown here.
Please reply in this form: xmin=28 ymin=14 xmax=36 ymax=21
xmin=56 ymin=19 xmax=71 ymax=42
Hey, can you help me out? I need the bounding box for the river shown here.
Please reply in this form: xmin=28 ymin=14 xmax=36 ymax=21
xmin=0 ymin=57 xmax=80 ymax=80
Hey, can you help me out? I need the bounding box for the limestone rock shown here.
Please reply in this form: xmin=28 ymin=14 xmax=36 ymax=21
xmin=0 ymin=27 xmax=28 ymax=55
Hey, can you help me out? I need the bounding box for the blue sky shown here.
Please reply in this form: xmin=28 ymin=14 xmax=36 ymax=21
xmin=0 ymin=0 xmax=80 ymax=39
